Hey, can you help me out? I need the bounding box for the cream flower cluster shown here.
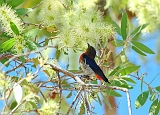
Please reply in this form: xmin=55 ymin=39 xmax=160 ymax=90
xmin=128 ymin=0 xmax=160 ymax=32
xmin=0 ymin=4 xmax=24 ymax=37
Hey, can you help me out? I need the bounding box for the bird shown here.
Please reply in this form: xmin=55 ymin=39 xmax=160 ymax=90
xmin=79 ymin=43 xmax=110 ymax=83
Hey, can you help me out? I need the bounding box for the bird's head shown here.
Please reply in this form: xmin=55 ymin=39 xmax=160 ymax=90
xmin=85 ymin=43 xmax=96 ymax=59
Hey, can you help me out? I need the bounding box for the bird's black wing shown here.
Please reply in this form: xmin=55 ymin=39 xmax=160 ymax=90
xmin=83 ymin=55 xmax=110 ymax=83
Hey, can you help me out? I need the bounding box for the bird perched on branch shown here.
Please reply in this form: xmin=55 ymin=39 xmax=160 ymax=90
xmin=79 ymin=43 xmax=110 ymax=83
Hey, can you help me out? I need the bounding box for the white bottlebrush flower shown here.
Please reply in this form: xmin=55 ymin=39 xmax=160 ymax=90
xmin=128 ymin=0 xmax=160 ymax=32
xmin=40 ymin=100 xmax=58 ymax=115
xmin=0 ymin=4 xmax=24 ymax=37
xmin=37 ymin=0 xmax=64 ymax=29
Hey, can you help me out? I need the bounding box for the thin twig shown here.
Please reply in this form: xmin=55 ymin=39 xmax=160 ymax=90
xmin=57 ymin=71 xmax=62 ymax=115
xmin=126 ymin=90 xmax=132 ymax=115
xmin=65 ymin=88 xmax=83 ymax=115
xmin=83 ymin=87 xmax=91 ymax=115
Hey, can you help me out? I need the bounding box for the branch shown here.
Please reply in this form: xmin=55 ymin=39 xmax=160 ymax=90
xmin=57 ymin=71 xmax=62 ymax=115
xmin=45 ymin=63 xmax=85 ymax=85
xmin=126 ymin=90 xmax=132 ymax=115
xmin=65 ymin=88 xmax=83 ymax=115
xmin=83 ymin=87 xmax=91 ymax=115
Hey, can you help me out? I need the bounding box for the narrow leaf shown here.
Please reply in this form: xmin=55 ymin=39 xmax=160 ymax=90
xmin=25 ymin=28 xmax=40 ymax=39
xmin=149 ymin=92 xmax=156 ymax=101
xmin=122 ymin=77 xmax=136 ymax=84
xmin=78 ymin=103 xmax=85 ymax=115
xmin=10 ymin=22 xmax=19 ymax=35
xmin=28 ymin=101 xmax=38 ymax=109
xmin=107 ymin=89 xmax=122 ymax=97
xmin=135 ymin=91 xmax=149 ymax=109
xmin=132 ymin=41 xmax=155 ymax=54
xmin=140 ymin=76 xmax=144 ymax=92
xmin=66 ymin=92 xmax=72 ymax=98
xmin=132 ymin=45 xmax=147 ymax=56
xmin=149 ymin=99 xmax=159 ymax=115
xmin=101 ymin=93 xmax=112 ymax=109
xmin=8 ymin=0 xmax=24 ymax=8
xmin=112 ymin=21 xmax=121 ymax=35
xmin=155 ymin=86 xmax=160 ymax=92
xmin=121 ymin=12 xmax=128 ymax=40
xmin=0 ymin=38 xmax=16 ymax=52
xmin=97 ymin=94 xmax=102 ymax=106
xmin=111 ymin=39 xmax=124 ymax=47
xmin=130 ymin=23 xmax=149 ymax=37
xmin=10 ymin=101 xmax=17 ymax=110
xmin=120 ymin=66 xmax=140 ymax=76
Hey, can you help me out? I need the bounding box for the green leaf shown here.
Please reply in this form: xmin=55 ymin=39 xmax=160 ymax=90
xmin=10 ymin=101 xmax=17 ymax=110
xmin=16 ymin=8 xmax=28 ymax=16
xmin=132 ymin=41 xmax=155 ymax=54
xmin=10 ymin=22 xmax=19 ymax=35
xmin=28 ymin=101 xmax=38 ymax=109
xmin=149 ymin=92 xmax=156 ymax=101
xmin=97 ymin=94 xmax=102 ymax=106
xmin=19 ymin=56 xmax=25 ymax=63
xmin=121 ymin=12 xmax=128 ymax=40
xmin=78 ymin=103 xmax=85 ymax=115
xmin=8 ymin=0 xmax=25 ymax=8
xmin=111 ymin=39 xmax=124 ymax=47
xmin=26 ymin=40 xmax=37 ymax=51
xmin=140 ymin=76 xmax=144 ymax=92
xmin=130 ymin=23 xmax=149 ymax=38
xmin=149 ymin=99 xmax=159 ymax=115
xmin=155 ymin=86 xmax=160 ymax=92
xmin=120 ymin=66 xmax=140 ymax=76
xmin=0 ymin=38 xmax=16 ymax=52
xmin=101 ymin=93 xmax=112 ymax=109
xmin=66 ymin=92 xmax=72 ymax=98
xmin=109 ymin=62 xmax=126 ymax=76
xmin=0 ymin=0 xmax=4 ymax=5
xmin=132 ymin=45 xmax=147 ymax=56
xmin=106 ymin=89 xmax=122 ymax=97
xmin=135 ymin=91 xmax=149 ymax=109
xmin=25 ymin=28 xmax=40 ymax=39
xmin=112 ymin=21 xmax=121 ymax=36
xmin=113 ymin=80 xmax=133 ymax=89
xmin=122 ymin=77 xmax=136 ymax=84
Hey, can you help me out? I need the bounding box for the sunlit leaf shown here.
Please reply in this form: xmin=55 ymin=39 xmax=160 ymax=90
xmin=25 ymin=28 xmax=40 ymax=39
xmin=120 ymin=66 xmax=140 ymax=76
xmin=130 ymin=23 xmax=149 ymax=38
xmin=112 ymin=21 xmax=121 ymax=36
xmin=106 ymin=89 xmax=122 ymax=97
xmin=132 ymin=46 xmax=147 ymax=56
xmin=111 ymin=39 xmax=124 ymax=47
xmin=135 ymin=91 xmax=149 ymax=109
xmin=149 ymin=99 xmax=159 ymax=115
xmin=132 ymin=41 xmax=155 ymax=54
xmin=0 ymin=38 xmax=16 ymax=52
xmin=113 ymin=80 xmax=133 ymax=89
xmin=121 ymin=12 xmax=128 ymax=40
xmin=149 ymin=92 xmax=156 ymax=101
xmin=122 ymin=77 xmax=136 ymax=84
xmin=28 ymin=101 xmax=38 ymax=109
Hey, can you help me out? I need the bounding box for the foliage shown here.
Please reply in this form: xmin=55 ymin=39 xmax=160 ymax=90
xmin=0 ymin=0 xmax=159 ymax=115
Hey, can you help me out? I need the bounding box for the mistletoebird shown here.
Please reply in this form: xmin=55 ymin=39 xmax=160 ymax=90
xmin=79 ymin=43 xmax=110 ymax=83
